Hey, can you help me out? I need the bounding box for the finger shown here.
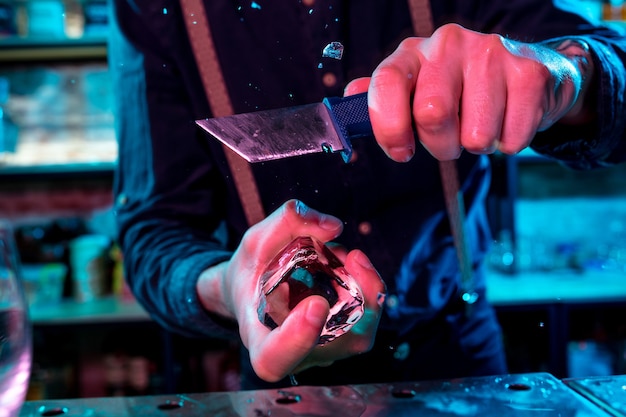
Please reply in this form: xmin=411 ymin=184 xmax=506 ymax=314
xmin=326 ymin=242 xmax=348 ymax=263
xmin=248 ymin=200 xmax=344 ymax=258
xmin=412 ymin=35 xmax=462 ymax=161
xmin=344 ymin=250 xmax=386 ymax=309
xmin=343 ymin=250 xmax=385 ymax=345
xmin=459 ymin=36 xmax=506 ymax=154
xmin=344 ymin=77 xmax=370 ymax=96
xmin=368 ymin=38 xmax=423 ymax=162
xmin=499 ymin=60 xmax=549 ymax=154
xmin=250 ymin=295 xmax=329 ymax=382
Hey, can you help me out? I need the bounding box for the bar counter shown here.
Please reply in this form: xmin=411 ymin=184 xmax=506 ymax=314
xmin=19 ymin=373 xmax=626 ymax=417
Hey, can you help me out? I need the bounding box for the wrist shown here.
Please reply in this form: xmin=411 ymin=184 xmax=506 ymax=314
xmin=196 ymin=261 xmax=236 ymax=320
xmin=544 ymin=38 xmax=596 ymax=124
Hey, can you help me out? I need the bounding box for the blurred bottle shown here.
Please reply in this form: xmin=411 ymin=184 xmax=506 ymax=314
xmin=83 ymin=0 xmax=108 ymax=37
xmin=603 ymin=0 xmax=626 ymax=21
xmin=26 ymin=0 xmax=66 ymax=39
xmin=0 ymin=1 xmax=17 ymax=36
xmin=64 ymin=0 xmax=84 ymax=39
xmin=0 ymin=77 xmax=18 ymax=163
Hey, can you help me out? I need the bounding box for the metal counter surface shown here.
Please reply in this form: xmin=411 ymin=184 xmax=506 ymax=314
xmin=19 ymin=372 xmax=615 ymax=417
xmin=564 ymin=375 xmax=626 ymax=417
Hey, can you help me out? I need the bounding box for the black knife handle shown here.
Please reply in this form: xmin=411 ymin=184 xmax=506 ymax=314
xmin=323 ymin=92 xmax=373 ymax=162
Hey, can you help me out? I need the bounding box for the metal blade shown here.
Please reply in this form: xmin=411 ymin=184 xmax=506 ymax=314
xmin=196 ymin=102 xmax=346 ymax=163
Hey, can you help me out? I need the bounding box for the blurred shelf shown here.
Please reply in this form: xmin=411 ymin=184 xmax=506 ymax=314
xmin=27 ymin=270 xmax=625 ymax=326
xmin=0 ymin=36 xmax=107 ymax=62
xmin=29 ymin=296 xmax=151 ymax=326
xmin=486 ymin=269 xmax=626 ymax=306
xmin=0 ymin=161 xmax=115 ymax=180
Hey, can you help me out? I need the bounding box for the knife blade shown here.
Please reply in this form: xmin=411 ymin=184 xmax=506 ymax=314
xmin=196 ymin=92 xmax=372 ymax=163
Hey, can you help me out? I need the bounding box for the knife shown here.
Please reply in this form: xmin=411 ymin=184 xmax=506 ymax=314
xmin=196 ymin=92 xmax=373 ymax=163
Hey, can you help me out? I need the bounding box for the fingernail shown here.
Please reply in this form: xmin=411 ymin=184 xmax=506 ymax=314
xmin=354 ymin=250 xmax=375 ymax=270
xmin=296 ymin=200 xmax=341 ymax=231
xmin=304 ymin=299 xmax=327 ymax=327
xmin=319 ymin=214 xmax=342 ymax=231
xmin=387 ymin=146 xmax=414 ymax=162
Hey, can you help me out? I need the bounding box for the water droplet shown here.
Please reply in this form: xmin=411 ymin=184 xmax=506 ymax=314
xmin=318 ymin=63 xmax=323 ymax=69
xmin=322 ymin=41 xmax=344 ymax=60
xmin=251 ymin=1 xmax=261 ymax=10
xmin=308 ymin=9 xmax=314 ymax=14
xmin=538 ymin=321 xmax=545 ymax=327
xmin=321 ymin=143 xmax=333 ymax=153
xmin=289 ymin=374 xmax=298 ymax=386
xmin=162 ymin=7 xmax=168 ymax=14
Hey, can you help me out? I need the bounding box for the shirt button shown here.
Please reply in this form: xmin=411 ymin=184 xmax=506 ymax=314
xmin=358 ymin=221 xmax=372 ymax=235
xmin=322 ymin=72 xmax=337 ymax=87
xmin=302 ymin=0 xmax=315 ymax=6
xmin=116 ymin=194 xmax=128 ymax=206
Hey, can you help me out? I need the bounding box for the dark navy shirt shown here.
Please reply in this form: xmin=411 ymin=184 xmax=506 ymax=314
xmin=108 ymin=0 xmax=626 ymax=385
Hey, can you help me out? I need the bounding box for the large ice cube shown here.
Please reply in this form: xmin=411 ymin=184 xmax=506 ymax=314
xmin=257 ymin=236 xmax=364 ymax=345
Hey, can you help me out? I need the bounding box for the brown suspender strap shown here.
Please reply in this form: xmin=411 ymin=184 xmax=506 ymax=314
xmin=181 ymin=0 xmax=266 ymax=226
xmin=408 ymin=0 xmax=435 ymax=37
xmin=407 ymin=0 xmax=476 ymax=302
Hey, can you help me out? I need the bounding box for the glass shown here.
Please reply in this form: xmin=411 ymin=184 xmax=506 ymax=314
xmin=257 ymin=236 xmax=364 ymax=345
xmin=0 ymin=221 xmax=32 ymax=417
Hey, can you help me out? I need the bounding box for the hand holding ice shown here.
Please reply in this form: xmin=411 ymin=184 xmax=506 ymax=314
xmin=257 ymin=236 xmax=364 ymax=345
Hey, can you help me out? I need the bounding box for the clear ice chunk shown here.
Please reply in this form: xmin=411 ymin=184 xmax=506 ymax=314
xmin=322 ymin=42 xmax=344 ymax=60
xmin=257 ymin=236 xmax=364 ymax=345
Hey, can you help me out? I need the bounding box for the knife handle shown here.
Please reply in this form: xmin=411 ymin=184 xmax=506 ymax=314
xmin=323 ymin=92 xmax=373 ymax=162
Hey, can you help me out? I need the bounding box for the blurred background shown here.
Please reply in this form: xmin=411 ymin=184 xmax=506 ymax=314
xmin=0 ymin=0 xmax=624 ymax=401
